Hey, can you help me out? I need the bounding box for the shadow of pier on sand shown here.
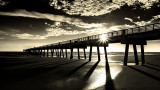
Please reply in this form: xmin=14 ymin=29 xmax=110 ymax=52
xmin=146 ymin=63 xmax=160 ymax=67
xmin=105 ymin=61 xmax=115 ymax=90
xmin=0 ymin=58 xmax=80 ymax=85
xmin=65 ymin=61 xmax=90 ymax=77
xmin=143 ymin=65 xmax=160 ymax=71
xmin=128 ymin=66 xmax=160 ymax=81
xmin=76 ymin=61 xmax=100 ymax=90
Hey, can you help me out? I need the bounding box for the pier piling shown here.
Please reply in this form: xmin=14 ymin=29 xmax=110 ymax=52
xmin=65 ymin=49 xmax=68 ymax=58
xmin=62 ymin=49 xmax=64 ymax=58
xmin=47 ymin=49 xmax=49 ymax=57
xmin=141 ymin=45 xmax=145 ymax=65
xmin=70 ymin=48 xmax=73 ymax=59
xmin=83 ymin=48 xmax=86 ymax=59
xmin=89 ymin=45 xmax=92 ymax=61
xmin=97 ymin=45 xmax=101 ymax=61
xmin=124 ymin=44 xmax=129 ymax=66
xmin=104 ymin=45 xmax=109 ymax=68
xmin=51 ymin=49 xmax=54 ymax=57
xmin=133 ymin=44 xmax=139 ymax=65
xmin=43 ymin=49 xmax=46 ymax=57
xmin=78 ymin=48 xmax=80 ymax=59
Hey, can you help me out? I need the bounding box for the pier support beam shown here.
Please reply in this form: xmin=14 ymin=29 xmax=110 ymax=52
xmin=124 ymin=44 xmax=129 ymax=66
xmin=47 ymin=49 xmax=49 ymax=57
xmin=51 ymin=49 xmax=54 ymax=57
xmin=65 ymin=49 xmax=68 ymax=58
xmin=43 ymin=49 xmax=46 ymax=57
xmin=57 ymin=49 xmax=58 ymax=57
xmin=57 ymin=49 xmax=60 ymax=57
xmin=70 ymin=48 xmax=73 ymax=59
xmin=122 ymin=39 xmax=146 ymax=65
xmin=40 ymin=49 xmax=42 ymax=56
xmin=133 ymin=44 xmax=139 ymax=65
xmin=38 ymin=50 xmax=40 ymax=55
xmin=55 ymin=49 xmax=57 ymax=57
xmin=141 ymin=45 xmax=145 ymax=65
xmin=83 ymin=48 xmax=86 ymax=59
xmin=62 ymin=49 xmax=64 ymax=58
xmin=78 ymin=48 xmax=80 ymax=59
xmin=53 ymin=49 xmax=54 ymax=57
xmin=97 ymin=45 xmax=101 ymax=61
xmin=60 ymin=49 xmax=62 ymax=57
xmin=104 ymin=45 xmax=109 ymax=68
xmin=89 ymin=45 xmax=92 ymax=61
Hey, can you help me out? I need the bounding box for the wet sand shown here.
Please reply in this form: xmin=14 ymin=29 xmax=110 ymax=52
xmin=0 ymin=52 xmax=160 ymax=90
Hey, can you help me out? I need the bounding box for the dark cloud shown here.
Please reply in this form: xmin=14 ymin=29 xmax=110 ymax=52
xmin=0 ymin=0 xmax=67 ymax=15
xmin=71 ymin=3 xmax=160 ymax=26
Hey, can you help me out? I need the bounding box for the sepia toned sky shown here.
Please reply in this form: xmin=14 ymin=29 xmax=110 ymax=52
xmin=0 ymin=0 xmax=160 ymax=51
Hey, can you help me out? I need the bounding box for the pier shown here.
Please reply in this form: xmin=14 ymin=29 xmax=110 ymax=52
xmin=24 ymin=23 xmax=160 ymax=66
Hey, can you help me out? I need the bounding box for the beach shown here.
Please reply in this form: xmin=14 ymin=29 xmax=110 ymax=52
xmin=0 ymin=52 xmax=160 ymax=90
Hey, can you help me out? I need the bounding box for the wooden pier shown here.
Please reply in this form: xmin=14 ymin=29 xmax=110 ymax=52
xmin=24 ymin=23 xmax=160 ymax=66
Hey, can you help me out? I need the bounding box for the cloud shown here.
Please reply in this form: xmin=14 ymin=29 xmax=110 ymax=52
xmin=45 ymin=27 xmax=85 ymax=37
xmin=0 ymin=29 xmax=21 ymax=35
xmin=111 ymin=0 xmax=160 ymax=9
xmin=153 ymin=15 xmax=160 ymax=20
xmin=0 ymin=9 xmax=82 ymax=24
xmin=0 ymin=30 xmax=46 ymax=40
xmin=134 ymin=21 xmax=152 ymax=26
xmin=108 ymin=24 xmax=135 ymax=30
xmin=75 ymin=23 xmax=108 ymax=29
xmin=138 ymin=0 xmax=160 ymax=9
xmin=135 ymin=15 xmax=160 ymax=26
xmin=51 ymin=0 xmax=120 ymax=16
xmin=10 ymin=26 xmax=111 ymax=40
xmin=125 ymin=14 xmax=160 ymax=26
xmin=45 ymin=24 xmax=135 ymax=37
xmin=0 ymin=30 xmax=9 ymax=35
xmin=10 ymin=27 xmax=86 ymax=40
xmin=124 ymin=17 xmax=133 ymax=22
xmin=0 ymin=0 xmax=8 ymax=6
xmin=12 ymin=33 xmax=47 ymax=40
xmin=0 ymin=37 xmax=4 ymax=39
xmin=0 ymin=9 xmax=109 ymax=30
xmin=83 ymin=24 xmax=135 ymax=36
xmin=50 ymin=0 xmax=160 ymax=16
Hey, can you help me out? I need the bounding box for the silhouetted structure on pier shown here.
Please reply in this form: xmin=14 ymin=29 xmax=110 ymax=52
xmin=24 ymin=23 xmax=160 ymax=66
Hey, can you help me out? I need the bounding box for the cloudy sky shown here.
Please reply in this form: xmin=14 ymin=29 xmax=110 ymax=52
xmin=0 ymin=0 xmax=160 ymax=51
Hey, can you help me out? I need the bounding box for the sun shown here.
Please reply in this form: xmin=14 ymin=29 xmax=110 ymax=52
xmin=99 ymin=34 xmax=108 ymax=42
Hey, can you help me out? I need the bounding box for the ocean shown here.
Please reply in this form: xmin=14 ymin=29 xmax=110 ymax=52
xmin=42 ymin=51 xmax=160 ymax=64
xmin=1 ymin=52 xmax=160 ymax=65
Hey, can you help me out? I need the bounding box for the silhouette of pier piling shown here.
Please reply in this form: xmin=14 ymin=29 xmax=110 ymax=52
xmin=24 ymin=23 xmax=160 ymax=66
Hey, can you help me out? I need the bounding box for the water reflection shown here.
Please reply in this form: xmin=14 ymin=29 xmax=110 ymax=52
xmin=83 ymin=56 xmax=123 ymax=90
xmin=83 ymin=61 xmax=106 ymax=90
xmin=46 ymin=55 xmax=123 ymax=90
xmin=108 ymin=56 xmax=123 ymax=79
xmin=83 ymin=67 xmax=106 ymax=90
xmin=110 ymin=67 xmax=122 ymax=79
